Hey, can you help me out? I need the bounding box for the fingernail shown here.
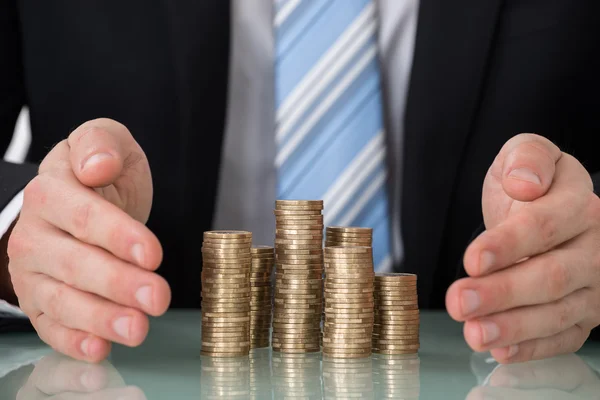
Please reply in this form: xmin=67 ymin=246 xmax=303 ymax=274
xmin=508 ymin=168 xmax=541 ymax=185
xmin=80 ymin=337 xmax=91 ymax=356
xmin=461 ymin=289 xmax=481 ymax=315
xmin=479 ymin=251 xmax=495 ymax=274
xmin=131 ymin=244 xmax=145 ymax=266
xmin=81 ymin=152 xmax=113 ymax=172
xmin=480 ymin=320 xmax=500 ymax=344
xmin=113 ymin=316 xmax=132 ymax=340
xmin=506 ymin=344 xmax=519 ymax=358
xmin=136 ymin=285 xmax=153 ymax=310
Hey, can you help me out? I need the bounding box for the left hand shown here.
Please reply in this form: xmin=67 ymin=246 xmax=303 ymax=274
xmin=446 ymin=133 xmax=600 ymax=363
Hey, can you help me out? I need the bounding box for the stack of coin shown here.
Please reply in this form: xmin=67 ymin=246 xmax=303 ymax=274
xmin=249 ymin=348 xmax=273 ymax=400
xmin=271 ymin=353 xmax=323 ymax=399
xmin=201 ymin=230 xmax=252 ymax=357
xmin=325 ymin=226 xmax=373 ymax=247
xmin=372 ymin=273 xmax=420 ymax=355
xmin=372 ymin=353 xmax=420 ymax=399
xmin=200 ymin=355 xmax=251 ymax=399
xmin=250 ymin=246 xmax=274 ymax=349
xmin=273 ymin=200 xmax=324 ymax=354
xmin=323 ymin=246 xmax=374 ymax=359
xmin=323 ymin=357 xmax=374 ymax=399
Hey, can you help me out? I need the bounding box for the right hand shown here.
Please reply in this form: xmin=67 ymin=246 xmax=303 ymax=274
xmin=7 ymin=118 xmax=171 ymax=362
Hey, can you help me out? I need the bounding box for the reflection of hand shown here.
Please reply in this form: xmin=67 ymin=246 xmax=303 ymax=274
xmin=467 ymin=353 xmax=600 ymax=399
xmin=16 ymin=352 xmax=146 ymax=400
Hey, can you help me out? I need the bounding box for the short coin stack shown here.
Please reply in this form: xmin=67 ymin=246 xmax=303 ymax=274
xmin=372 ymin=273 xmax=420 ymax=355
xmin=272 ymin=200 xmax=324 ymax=354
xmin=201 ymin=230 xmax=252 ymax=357
xmin=325 ymin=226 xmax=373 ymax=247
xmin=372 ymin=353 xmax=421 ymax=399
xmin=249 ymin=246 xmax=274 ymax=349
xmin=323 ymin=246 xmax=374 ymax=359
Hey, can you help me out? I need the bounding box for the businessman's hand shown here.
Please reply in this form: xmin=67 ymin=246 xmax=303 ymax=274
xmin=446 ymin=133 xmax=600 ymax=363
xmin=7 ymin=118 xmax=170 ymax=362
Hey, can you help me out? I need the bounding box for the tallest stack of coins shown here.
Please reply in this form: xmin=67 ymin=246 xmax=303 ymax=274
xmin=272 ymin=200 xmax=324 ymax=353
xmin=200 ymin=230 xmax=252 ymax=357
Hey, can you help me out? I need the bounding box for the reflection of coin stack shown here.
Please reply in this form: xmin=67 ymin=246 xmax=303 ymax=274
xmin=249 ymin=348 xmax=273 ymax=400
xmin=372 ymin=353 xmax=420 ymax=399
xmin=201 ymin=230 xmax=252 ymax=357
xmin=273 ymin=200 xmax=324 ymax=354
xmin=323 ymin=357 xmax=374 ymax=399
xmin=200 ymin=355 xmax=250 ymax=399
xmin=373 ymin=273 xmax=420 ymax=355
xmin=323 ymin=246 xmax=374 ymax=359
xmin=250 ymin=246 xmax=274 ymax=349
xmin=325 ymin=226 xmax=373 ymax=247
xmin=272 ymin=353 xmax=323 ymax=399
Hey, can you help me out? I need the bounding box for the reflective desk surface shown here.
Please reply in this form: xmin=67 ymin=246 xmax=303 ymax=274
xmin=1 ymin=311 xmax=600 ymax=399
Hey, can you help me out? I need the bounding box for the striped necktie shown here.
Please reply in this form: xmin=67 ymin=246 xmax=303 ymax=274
xmin=274 ymin=0 xmax=392 ymax=272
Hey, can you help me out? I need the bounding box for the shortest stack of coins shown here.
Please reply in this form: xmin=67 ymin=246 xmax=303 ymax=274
xmin=323 ymin=246 xmax=374 ymax=359
xmin=325 ymin=226 xmax=373 ymax=247
xmin=372 ymin=273 xmax=420 ymax=355
xmin=273 ymin=200 xmax=324 ymax=354
xmin=201 ymin=230 xmax=252 ymax=357
xmin=249 ymin=246 xmax=274 ymax=349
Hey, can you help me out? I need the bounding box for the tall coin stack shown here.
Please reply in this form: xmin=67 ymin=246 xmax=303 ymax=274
xmin=200 ymin=230 xmax=252 ymax=357
xmin=273 ymin=200 xmax=324 ymax=354
xmin=323 ymin=246 xmax=374 ymax=359
xmin=325 ymin=226 xmax=373 ymax=247
xmin=372 ymin=273 xmax=420 ymax=355
xmin=250 ymin=246 xmax=274 ymax=349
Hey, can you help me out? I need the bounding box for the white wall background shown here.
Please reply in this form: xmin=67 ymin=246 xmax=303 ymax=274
xmin=4 ymin=107 xmax=31 ymax=163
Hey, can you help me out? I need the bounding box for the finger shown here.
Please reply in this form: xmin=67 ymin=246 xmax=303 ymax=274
xmin=466 ymin=386 xmax=578 ymax=400
xmin=23 ymin=224 xmax=170 ymax=316
xmin=32 ymin=313 xmax=111 ymax=363
xmin=488 ymin=354 xmax=589 ymax=390
xmin=447 ymin=239 xmax=591 ymax=319
xmin=22 ymin=174 xmax=162 ymax=271
xmin=499 ymin=134 xmax=562 ymax=202
xmin=465 ymin=153 xmax=596 ymax=276
xmin=29 ymin=353 xmax=109 ymax=394
xmin=31 ymin=274 xmax=149 ymax=347
xmin=48 ymin=386 xmax=147 ymax=400
xmin=67 ymin=118 xmax=142 ymax=189
xmin=462 ymin=288 xmax=590 ymax=352
xmin=490 ymin=324 xmax=589 ymax=364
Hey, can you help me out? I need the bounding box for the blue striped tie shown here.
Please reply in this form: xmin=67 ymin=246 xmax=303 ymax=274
xmin=274 ymin=0 xmax=392 ymax=272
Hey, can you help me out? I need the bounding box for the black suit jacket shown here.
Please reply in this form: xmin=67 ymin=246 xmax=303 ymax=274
xmin=1 ymin=1 xmax=600 ymax=321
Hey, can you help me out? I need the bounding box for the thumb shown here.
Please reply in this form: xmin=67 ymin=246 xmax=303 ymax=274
xmin=500 ymin=133 xmax=562 ymax=202
xmin=67 ymin=118 xmax=135 ymax=188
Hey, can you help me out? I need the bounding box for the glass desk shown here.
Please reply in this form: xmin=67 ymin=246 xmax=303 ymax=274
xmin=1 ymin=310 xmax=599 ymax=399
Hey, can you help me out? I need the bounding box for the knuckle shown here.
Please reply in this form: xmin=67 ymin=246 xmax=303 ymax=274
xmin=555 ymin=298 xmax=573 ymax=332
xmin=71 ymin=202 xmax=93 ymax=241
xmin=545 ymin=257 xmax=570 ymax=299
xmin=7 ymin=225 xmax=30 ymax=260
xmin=22 ymin=176 xmax=45 ymax=207
xmin=47 ymin=284 xmax=67 ymax=321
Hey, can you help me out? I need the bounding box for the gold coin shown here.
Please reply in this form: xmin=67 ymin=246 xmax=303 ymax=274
xmin=275 ymin=215 xmax=324 ymax=222
xmin=273 ymin=209 xmax=323 ymax=215
xmin=324 ymin=288 xmax=373 ymax=295
xmin=203 ymin=237 xmax=253 ymax=245
xmin=275 ymin=205 xmax=324 ymax=211
xmin=275 ymin=199 xmax=323 ymax=206
xmin=204 ymin=230 xmax=252 ymax=239
xmin=375 ymin=272 xmax=417 ymax=280
xmin=324 ymin=246 xmax=371 ymax=253
xmin=326 ymin=226 xmax=372 ymax=233
xmin=251 ymin=245 xmax=274 ymax=252
xmin=276 ymin=254 xmax=322 ymax=260
xmin=326 ymin=232 xmax=373 ymax=239
xmin=276 ymin=248 xmax=323 ymax=255
xmin=275 ymin=244 xmax=323 ymax=251
xmin=276 ymin=258 xmax=323 ymax=265
xmin=275 ymin=238 xmax=322 ymax=245
xmin=202 ymin=272 xmax=249 ymax=279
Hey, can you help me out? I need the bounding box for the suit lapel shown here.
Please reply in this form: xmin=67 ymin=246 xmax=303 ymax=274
xmin=401 ymin=0 xmax=503 ymax=307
